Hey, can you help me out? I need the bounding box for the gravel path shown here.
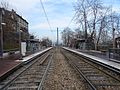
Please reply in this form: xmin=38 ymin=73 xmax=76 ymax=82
xmin=43 ymin=48 xmax=85 ymax=90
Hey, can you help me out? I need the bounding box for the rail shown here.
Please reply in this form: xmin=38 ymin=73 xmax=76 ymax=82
xmin=61 ymin=48 xmax=120 ymax=90
xmin=0 ymin=48 xmax=53 ymax=90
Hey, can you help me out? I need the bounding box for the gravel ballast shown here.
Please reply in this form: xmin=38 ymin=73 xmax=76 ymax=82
xmin=43 ymin=48 xmax=85 ymax=90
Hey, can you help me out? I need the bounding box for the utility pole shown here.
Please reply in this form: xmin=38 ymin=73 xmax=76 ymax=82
xmin=113 ymin=28 xmax=115 ymax=48
xmin=0 ymin=9 xmax=5 ymax=58
xmin=111 ymin=7 xmax=115 ymax=49
xmin=0 ymin=9 xmax=3 ymax=58
xmin=57 ymin=27 xmax=58 ymax=46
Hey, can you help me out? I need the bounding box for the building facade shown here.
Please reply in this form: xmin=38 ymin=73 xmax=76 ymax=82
xmin=16 ymin=14 xmax=29 ymax=42
xmin=0 ymin=8 xmax=29 ymax=56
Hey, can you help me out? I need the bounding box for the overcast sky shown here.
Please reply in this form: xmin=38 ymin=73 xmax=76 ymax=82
xmin=1 ymin=0 xmax=120 ymax=43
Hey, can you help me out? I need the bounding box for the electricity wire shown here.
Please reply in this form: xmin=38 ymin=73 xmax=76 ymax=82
xmin=40 ymin=0 xmax=52 ymax=31
xmin=66 ymin=12 xmax=77 ymax=28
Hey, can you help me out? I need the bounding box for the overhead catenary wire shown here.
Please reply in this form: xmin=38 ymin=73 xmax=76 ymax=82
xmin=40 ymin=0 xmax=57 ymax=44
xmin=40 ymin=0 xmax=52 ymax=31
xmin=66 ymin=12 xmax=77 ymax=28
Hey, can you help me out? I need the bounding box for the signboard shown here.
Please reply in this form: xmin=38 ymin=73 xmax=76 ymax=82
xmin=21 ymin=42 xmax=26 ymax=56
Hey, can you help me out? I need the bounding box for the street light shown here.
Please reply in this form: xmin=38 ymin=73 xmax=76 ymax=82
xmin=112 ymin=28 xmax=115 ymax=49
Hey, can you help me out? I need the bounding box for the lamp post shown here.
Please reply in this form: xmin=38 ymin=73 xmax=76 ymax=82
xmin=113 ymin=28 xmax=115 ymax=49
xmin=0 ymin=9 xmax=6 ymax=58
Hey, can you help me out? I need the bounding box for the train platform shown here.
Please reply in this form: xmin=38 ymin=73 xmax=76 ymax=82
xmin=0 ymin=47 xmax=52 ymax=79
xmin=76 ymin=49 xmax=120 ymax=63
xmin=63 ymin=47 xmax=120 ymax=70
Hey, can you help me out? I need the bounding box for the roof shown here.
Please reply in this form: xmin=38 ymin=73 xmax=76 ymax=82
xmin=0 ymin=8 xmax=28 ymax=24
xmin=16 ymin=14 xmax=28 ymax=24
xmin=27 ymin=39 xmax=40 ymax=42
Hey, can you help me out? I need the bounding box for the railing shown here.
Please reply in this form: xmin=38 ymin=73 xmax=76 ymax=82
xmin=109 ymin=48 xmax=120 ymax=60
xmin=3 ymin=48 xmax=19 ymax=53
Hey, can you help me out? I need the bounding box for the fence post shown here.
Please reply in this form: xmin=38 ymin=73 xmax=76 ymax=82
xmin=108 ymin=49 xmax=110 ymax=60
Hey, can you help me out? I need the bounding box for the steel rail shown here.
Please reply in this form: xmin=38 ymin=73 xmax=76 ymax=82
xmin=0 ymin=48 xmax=52 ymax=83
xmin=61 ymin=50 xmax=97 ymax=90
xmin=0 ymin=52 xmax=51 ymax=90
xmin=69 ymin=51 xmax=120 ymax=82
xmin=63 ymin=48 xmax=120 ymax=83
xmin=37 ymin=53 xmax=53 ymax=90
xmin=63 ymin=47 xmax=120 ymax=74
xmin=61 ymin=49 xmax=120 ymax=90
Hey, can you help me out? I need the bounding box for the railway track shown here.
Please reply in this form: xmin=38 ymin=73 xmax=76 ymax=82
xmin=61 ymin=49 xmax=120 ymax=90
xmin=0 ymin=50 xmax=53 ymax=90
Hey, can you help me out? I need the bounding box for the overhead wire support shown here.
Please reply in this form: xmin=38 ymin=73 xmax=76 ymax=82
xmin=40 ymin=0 xmax=52 ymax=31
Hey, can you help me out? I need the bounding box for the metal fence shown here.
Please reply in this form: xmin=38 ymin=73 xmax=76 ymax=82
xmin=109 ymin=48 xmax=120 ymax=60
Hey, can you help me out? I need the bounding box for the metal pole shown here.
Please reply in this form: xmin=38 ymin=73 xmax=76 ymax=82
xmin=57 ymin=27 xmax=58 ymax=46
xmin=0 ymin=10 xmax=3 ymax=58
xmin=19 ymin=27 xmax=23 ymax=60
xmin=113 ymin=28 xmax=115 ymax=48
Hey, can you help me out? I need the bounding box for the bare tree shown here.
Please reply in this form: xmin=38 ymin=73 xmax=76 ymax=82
xmin=0 ymin=1 xmax=10 ymax=10
xmin=74 ymin=0 xmax=117 ymax=50
xmin=41 ymin=37 xmax=52 ymax=47
xmin=87 ymin=0 xmax=104 ymax=50
xmin=74 ymin=0 xmax=91 ymax=39
xmin=61 ymin=27 xmax=74 ymax=47
xmin=74 ymin=0 xmax=104 ymax=50
xmin=103 ymin=11 xmax=120 ymax=48
xmin=96 ymin=7 xmax=111 ymax=49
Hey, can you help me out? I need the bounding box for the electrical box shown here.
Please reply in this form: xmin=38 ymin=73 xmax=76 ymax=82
xmin=21 ymin=42 xmax=26 ymax=56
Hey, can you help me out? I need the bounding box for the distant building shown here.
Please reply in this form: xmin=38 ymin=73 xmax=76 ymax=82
xmin=27 ymin=39 xmax=40 ymax=52
xmin=26 ymin=35 xmax=41 ymax=54
xmin=72 ymin=37 xmax=94 ymax=50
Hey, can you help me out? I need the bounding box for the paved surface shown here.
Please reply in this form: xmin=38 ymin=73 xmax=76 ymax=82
xmin=76 ymin=49 xmax=120 ymax=63
xmin=77 ymin=50 xmax=109 ymax=60
xmin=0 ymin=59 xmax=20 ymax=77
xmin=0 ymin=54 xmax=21 ymax=77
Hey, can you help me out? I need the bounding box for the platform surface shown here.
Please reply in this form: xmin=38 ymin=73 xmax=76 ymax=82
xmin=63 ymin=47 xmax=120 ymax=70
xmin=0 ymin=47 xmax=52 ymax=77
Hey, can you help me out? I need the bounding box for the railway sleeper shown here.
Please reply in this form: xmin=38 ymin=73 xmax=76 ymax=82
xmin=78 ymin=67 xmax=94 ymax=69
xmin=9 ymin=83 xmax=37 ymax=87
xmin=87 ymin=76 xmax=106 ymax=80
xmin=7 ymin=86 xmax=38 ymax=90
xmin=77 ymin=66 xmax=92 ymax=68
xmin=96 ymin=84 xmax=120 ymax=90
xmin=97 ymin=86 xmax=120 ymax=90
xmin=85 ymin=74 xmax=104 ymax=77
xmin=92 ymin=80 xmax=120 ymax=84
xmin=81 ymin=70 xmax=98 ymax=74
xmin=95 ymin=84 xmax=120 ymax=86
xmin=82 ymin=72 xmax=100 ymax=76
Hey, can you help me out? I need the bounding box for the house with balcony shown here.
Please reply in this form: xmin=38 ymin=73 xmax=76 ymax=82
xmin=0 ymin=8 xmax=29 ymax=57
